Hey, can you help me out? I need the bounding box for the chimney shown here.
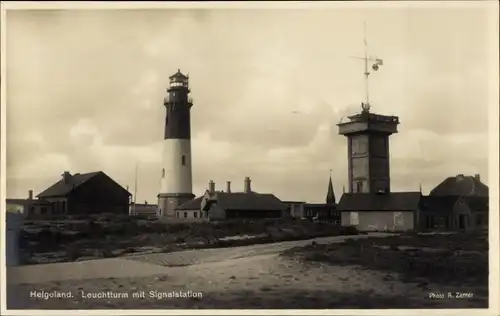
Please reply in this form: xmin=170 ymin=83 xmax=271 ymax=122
xmin=208 ymin=180 xmax=215 ymax=193
xmin=474 ymin=174 xmax=480 ymax=182
xmin=28 ymin=190 xmax=33 ymax=200
xmin=244 ymin=177 xmax=251 ymax=193
xmin=226 ymin=181 xmax=231 ymax=193
xmin=62 ymin=171 xmax=72 ymax=184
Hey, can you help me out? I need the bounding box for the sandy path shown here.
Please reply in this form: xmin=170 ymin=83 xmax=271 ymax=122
xmin=6 ymin=233 xmax=486 ymax=309
xmin=8 ymin=233 xmax=392 ymax=284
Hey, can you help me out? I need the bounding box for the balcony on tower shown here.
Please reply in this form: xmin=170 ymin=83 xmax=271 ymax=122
xmin=163 ymin=96 xmax=194 ymax=107
xmin=338 ymin=105 xmax=400 ymax=136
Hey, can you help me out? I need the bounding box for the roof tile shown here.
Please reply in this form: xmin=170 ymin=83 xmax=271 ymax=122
xmin=430 ymin=175 xmax=488 ymax=197
xmin=36 ymin=172 xmax=101 ymax=198
xmin=337 ymin=192 xmax=421 ymax=211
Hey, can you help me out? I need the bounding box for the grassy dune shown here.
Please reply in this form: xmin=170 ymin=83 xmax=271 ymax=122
xmin=19 ymin=214 xmax=359 ymax=265
xmin=282 ymin=232 xmax=489 ymax=287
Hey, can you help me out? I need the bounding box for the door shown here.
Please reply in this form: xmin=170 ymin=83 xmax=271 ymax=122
xmin=458 ymin=214 xmax=466 ymax=230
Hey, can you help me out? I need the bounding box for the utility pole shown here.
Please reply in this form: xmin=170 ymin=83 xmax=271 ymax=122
xmin=133 ymin=163 xmax=138 ymax=215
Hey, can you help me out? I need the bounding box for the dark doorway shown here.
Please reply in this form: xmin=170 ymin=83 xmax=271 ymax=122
xmin=458 ymin=214 xmax=466 ymax=230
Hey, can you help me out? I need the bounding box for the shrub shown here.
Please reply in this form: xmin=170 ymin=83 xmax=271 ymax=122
xmin=66 ymin=244 xmax=82 ymax=261
xmin=94 ymin=245 xmax=114 ymax=258
xmin=342 ymin=226 xmax=360 ymax=235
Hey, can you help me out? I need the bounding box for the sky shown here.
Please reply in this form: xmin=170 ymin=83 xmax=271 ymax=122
xmin=4 ymin=2 xmax=497 ymax=203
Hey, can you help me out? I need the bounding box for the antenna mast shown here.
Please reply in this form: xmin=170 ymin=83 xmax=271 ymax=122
xmin=350 ymin=22 xmax=384 ymax=112
xmin=363 ymin=22 xmax=370 ymax=108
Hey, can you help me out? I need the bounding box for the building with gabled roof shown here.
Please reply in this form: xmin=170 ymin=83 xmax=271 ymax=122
xmin=129 ymin=201 xmax=158 ymax=218
xmin=37 ymin=172 xmax=101 ymax=198
xmin=337 ymin=192 xmax=422 ymax=231
xmin=418 ymin=174 xmax=489 ymax=231
xmin=174 ymin=177 xmax=287 ymax=221
xmin=429 ymin=174 xmax=488 ymax=197
xmin=29 ymin=171 xmax=131 ymax=218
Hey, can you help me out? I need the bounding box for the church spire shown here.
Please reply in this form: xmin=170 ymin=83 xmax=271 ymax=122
xmin=326 ymin=170 xmax=336 ymax=205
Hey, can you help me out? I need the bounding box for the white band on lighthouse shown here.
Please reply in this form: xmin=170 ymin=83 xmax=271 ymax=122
xmin=160 ymin=139 xmax=193 ymax=194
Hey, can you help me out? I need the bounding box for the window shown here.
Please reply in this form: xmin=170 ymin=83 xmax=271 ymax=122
xmin=184 ymin=212 xmax=187 ymax=218
xmin=194 ymin=212 xmax=198 ymax=218
xmin=427 ymin=215 xmax=435 ymax=228
xmin=41 ymin=207 xmax=47 ymax=214
xmin=355 ymin=181 xmax=363 ymax=193
xmin=350 ymin=212 xmax=359 ymax=225
xmin=162 ymin=168 xmax=165 ymax=178
xmin=176 ymin=212 xmax=179 ymax=218
xmin=181 ymin=155 xmax=186 ymax=166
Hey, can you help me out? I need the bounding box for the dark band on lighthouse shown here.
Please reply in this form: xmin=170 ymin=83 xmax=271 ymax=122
xmin=164 ymin=70 xmax=193 ymax=140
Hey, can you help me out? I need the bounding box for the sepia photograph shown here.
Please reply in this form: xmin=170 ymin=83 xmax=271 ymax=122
xmin=1 ymin=0 xmax=499 ymax=313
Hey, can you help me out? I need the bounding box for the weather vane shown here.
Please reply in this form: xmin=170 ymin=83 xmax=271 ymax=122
xmin=350 ymin=22 xmax=384 ymax=112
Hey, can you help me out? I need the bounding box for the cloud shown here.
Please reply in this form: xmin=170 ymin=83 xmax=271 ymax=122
xmin=5 ymin=6 xmax=492 ymax=202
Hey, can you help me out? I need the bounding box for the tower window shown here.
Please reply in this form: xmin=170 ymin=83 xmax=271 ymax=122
xmin=162 ymin=168 xmax=165 ymax=178
xmin=355 ymin=181 xmax=363 ymax=193
xmin=181 ymin=155 xmax=186 ymax=166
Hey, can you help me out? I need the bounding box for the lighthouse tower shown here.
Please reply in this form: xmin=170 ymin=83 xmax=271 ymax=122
xmin=157 ymin=69 xmax=195 ymax=219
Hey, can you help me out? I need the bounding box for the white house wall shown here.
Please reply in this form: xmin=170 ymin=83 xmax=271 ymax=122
xmin=341 ymin=211 xmax=414 ymax=232
xmin=160 ymin=139 xmax=193 ymax=194
xmin=175 ymin=209 xmax=209 ymax=222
